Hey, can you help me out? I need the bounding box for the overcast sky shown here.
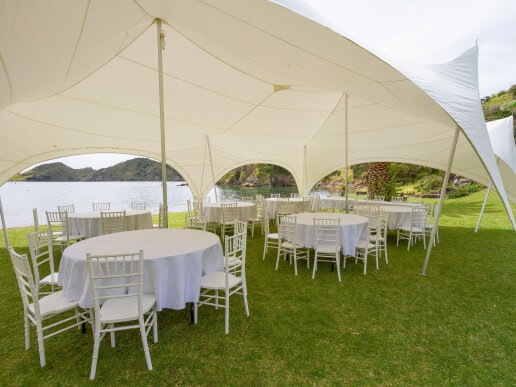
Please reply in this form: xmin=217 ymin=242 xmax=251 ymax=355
xmin=37 ymin=0 xmax=515 ymax=171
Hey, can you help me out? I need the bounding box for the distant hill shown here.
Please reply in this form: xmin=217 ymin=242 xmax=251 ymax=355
xmin=11 ymin=158 xmax=183 ymax=182
xmin=482 ymin=84 xmax=516 ymax=130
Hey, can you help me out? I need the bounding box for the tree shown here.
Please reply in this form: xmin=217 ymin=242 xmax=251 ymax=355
xmin=367 ymin=162 xmax=395 ymax=200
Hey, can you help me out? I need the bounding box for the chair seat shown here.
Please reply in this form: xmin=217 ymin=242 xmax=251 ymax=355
xmin=281 ymin=241 xmax=305 ymax=249
xmin=315 ymin=244 xmax=340 ymax=254
xmin=266 ymin=233 xmax=278 ymax=240
xmin=356 ymin=240 xmax=375 ymax=250
xmin=100 ymin=294 xmax=156 ymax=323
xmin=28 ymin=291 xmax=77 ymax=317
xmin=55 ymin=234 xmax=83 ymax=242
xmin=40 ymin=272 xmax=59 ymax=285
xmin=371 ymin=235 xmax=385 ymax=243
xmin=398 ymin=226 xmax=424 ymax=233
xmin=200 ymin=271 xmax=241 ymax=290
xmin=220 ymin=220 xmax=236 ymax=225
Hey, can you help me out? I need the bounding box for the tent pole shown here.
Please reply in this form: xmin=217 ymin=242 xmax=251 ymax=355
xmin=344 ymin=93 xmax=349 ymax=213
xmin=0 ymin=196 xmax=9 ymax=249
xmin=206 ymin=135 xmax=219 ymax=202
xmin=421 ymin=125 xmax=460 ymax=275
xmin=475 ymin=182 xmax=492 ymax=233
xmin=156 ymin=19 xmax=168 ymax=228
xmin=303 ymin=145 xmax=308 ymax=196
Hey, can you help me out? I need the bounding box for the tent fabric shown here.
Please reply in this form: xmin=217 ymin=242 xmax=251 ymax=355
xmin=0 ymin=0 xmax=514 ymax=228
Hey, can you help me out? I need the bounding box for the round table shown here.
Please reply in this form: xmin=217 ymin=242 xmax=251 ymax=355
xmin=292 ymin=212 xmax=368 ymax=256
xmin=58 ymin=229 xmax=224 ymax=311
xmin=379 ymin=205 xmax=415 ymax=229
xmin=265 ymin=198 xmax=305 ymax=217
xmin=68 ymin=210 xmax=153 ymax=239
xmin=203 ymin=201 xmax=255 ymax=223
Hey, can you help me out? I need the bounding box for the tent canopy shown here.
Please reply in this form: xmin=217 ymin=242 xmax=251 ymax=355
xmin=0 ymin=0 xmax=513 ymax=226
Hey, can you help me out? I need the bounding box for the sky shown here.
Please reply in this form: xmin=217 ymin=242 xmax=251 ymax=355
xmin=33 ymin=0 xmax=515 ymax=171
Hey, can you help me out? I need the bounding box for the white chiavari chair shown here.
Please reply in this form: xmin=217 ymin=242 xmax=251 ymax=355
xmin=290 ymin=192 xmax=299 ymax=198
xmin=276 ymin=215 xmax=309 ymax=275
xmin=8 ymin=247 xmax=90 ymax=367
xmin=194 ymin=229 xmax=249 ymax=334
xmin=270 ymin=193 xmax=281 ymax=198
xmin=153 ymin=204 xmax=166 ymax=228
xmin=100 ymin=211 xmax=126 ymax=235
xmin=131 ymin=201 xmax=147 ymax=210
xmin=92 ymin=202 xmax=110 ymax=211
xmin=374 ymin=195 xmax=385 ymax=202
xmin=371 ymin=211 xmax=389 ymax=264
xmin=344 ymin=222 xmax=376 ymax=274
xmin=58 ymin=204 xmax=75 ymax=213
xmin=312 ymin=218 xmax=341 ymax=282
xmin=392 ymin=196 xmax=404 ymax=203
xmin=27 ymin=230 xmax=59 ymax=294
xmin=262 ymin=209 xmax=279 ymax=260
xmin=241 ymin=196 xmax=253 ymax=202
xmin=397 ymin=206 xmax=427 ymax=250
xmin=221 ymin=202 xmax=237 ymax=239
xmin=86 ymin=250 xmax=157 ymax=379
xmin=247 ymin=200 xmax=261 ymax=237
xmin=46 ymin=211 xmax=83 ymax=251
xmin=184 ymin=212 xmax=207 ymax=231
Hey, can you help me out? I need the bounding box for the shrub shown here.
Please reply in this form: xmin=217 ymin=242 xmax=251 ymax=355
xmin=414 ymin=175 xmax=443 ymax=192
xmin=448 ymin=184 xmax=480 ymax=199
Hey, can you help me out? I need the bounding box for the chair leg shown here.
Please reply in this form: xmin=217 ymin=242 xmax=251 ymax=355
xmin=215 ymin=290 xmax=219 ymax=309
xmin=312 ymin=251 xmax=318 ymax=279
xmin=152 ymin=309 xmax=158 ymax=343
xmin=407 ymin=232 xmax=411 ymax=251
xmin=363 ymin=249 xmax=368 ymax=275
xmin=275 ymin=247 xmax=281 ymax=270
xmin=242 ymin=280 xmax=249 ymax=317
xmin=306 ymin=249 xmax=310 ymax=268
xmin=262 ymin=239 xmax=267 ymax=260
xmin=396 ymin=229 xmax=400 ymax=246
xmin=225 ymin=292 xmax=230 ymax=335
xmin=139 ymin=318 xmax=152 ymax=371
xmin=90 ymin=323 xmax=101 ymax=380
xmin=193 ymin=302 xmax=198 ymax=324
xmin=24 ymin=313 xmax=30 ymax=350
xmin=110 ymin=324 xmax=116 ymax=347
xmin=336 ymin=253 xmax=341 ymax=282
xmin=384 ymin=241 xmax=388 ymax=264
xmin=293 ymin=250 xmax=298 ymax=275
xmin=36 ymin=322 xmax=45 ymax=367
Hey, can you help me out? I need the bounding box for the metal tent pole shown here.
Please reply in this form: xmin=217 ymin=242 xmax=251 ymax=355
xmin=0 ymin=196 xmax=9 ymax=249
xmin=344 ymin=93 xmax=349 ymax=213
xmin=206 ymin=136 xmax=219 ymax=202
xmin=475 ymin=182 xmax=492 ymax=233
xmin=156 ymin=19 xmax=168 ymax=228
xmin=421 ymin=125 xmax=460 ymax=275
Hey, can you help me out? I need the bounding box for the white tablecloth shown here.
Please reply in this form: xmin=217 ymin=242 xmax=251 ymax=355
xmin=68 ymin=210 xmax=153 ymax=239
xmin=265 ymin=198 xmax=305 ymax=217
xmin=291 ymin=212 xmax=368 ymax=256
xmin=203 ymin=201 xmax=255 ymax=222
xmin=379 ymin=206 xmax=414 ymax=229
xmin=58 ymin=229 xmax=224 ymax=310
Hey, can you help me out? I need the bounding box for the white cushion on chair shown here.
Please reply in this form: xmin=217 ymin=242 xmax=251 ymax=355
xmin=55 ymin=234 xmax=83 ymax=242
xmin=100 ymin=294 xmax=156 ymax=323
xmin=356 ymin=240 xmax=375 ymax=249
xmin=398 ymin=226 xmax=423 ymax=233
xmin=281 ymin=241 xmax=304 ymax=249
xmin=28 ymin=290 xmax=77 ymax=317
xmin=200 ymin=271 xmax=241 ymax=290
xmin=315 ymin=245 xmax=340 ymax=254
xmin=40 ymin=272 xmax=59 ymax=285
xmin=266 ymin=233 xmax=278 ymax=240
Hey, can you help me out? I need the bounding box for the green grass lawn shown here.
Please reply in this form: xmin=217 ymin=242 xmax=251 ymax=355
xmin=0 ymin=191 xmax=515 ymax=384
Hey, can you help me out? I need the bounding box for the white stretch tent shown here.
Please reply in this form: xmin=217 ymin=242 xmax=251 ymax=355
xmin=0 ymin=1 xmax=514 ymax=269
xmin=475 ymin=116 xmax=516 ymax=231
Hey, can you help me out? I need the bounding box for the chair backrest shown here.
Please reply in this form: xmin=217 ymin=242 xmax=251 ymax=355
xmin=158 ymin=204 xmax=166 ymax=228
xmin=379 ymin=210 xmax=389 ymax=235
xmin=8 ymin=247 xmax=40 ymax=316
xmin=302 ymin=198 xmax=312 ymax=212
xmin=92 ymin=202 xmax=110 ymax=211
xmin=221 ymin=202 xmax=237 ymax=223
xmin=100 ymin=211 xmax=126 ymax=235
xmin=411 ymin=207 xmax=427 ymax=229
xmin=204 ymin=197 xmax=211 ymax=203
xmin=26 ymin=229 xmax=54 ymax=286
xmin=46 ymin=210 xmax=71 ymax=240
xmin=131 ymin=202 xmax=146 ymax=210
xmin=58 ymin=204 xmax=75 ymax=213
xmin=313 ymin=218 xmax=340 ymax=249
xmin=33 ymin=208 xmax=40 ymax=232
xmin=87 ymin=250 xmax=144 ymax=317
xmin=290 ymin=193 xmax=299 ymax=198
xmin=224 ymin=230 xmax=247 ymax=279
xmin=255 ymin=194 xmax=264 ymax=201
xmin=241 ymin=196 xmax=253 ymax=202
xmin=278 ymin=215 xmax=297 ymax=244
xmin=270 ymin=193 xmax=281 ymax=198
xmin=374 ymin=195 xmax=385 ymax=201
xmin=392 ymin=196 xmax=403 ymax=203
xmin=263 ymin=208 xmax=271 ymax=235
xmin=235 ymin=220 xmax=247 ymax=235
xmin=185 ymin=212 xmax=205 ymax=230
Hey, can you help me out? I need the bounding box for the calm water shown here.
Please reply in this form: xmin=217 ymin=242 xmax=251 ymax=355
xmin=0 ymin=181 xmax=331 ymax=228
